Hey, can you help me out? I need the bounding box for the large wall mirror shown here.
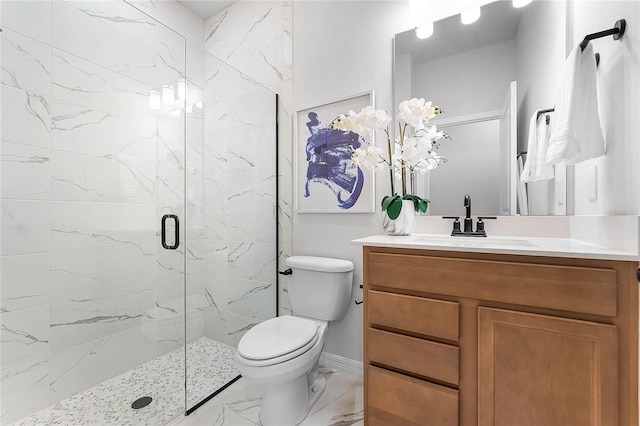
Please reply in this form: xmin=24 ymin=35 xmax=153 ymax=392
xmin=394 ymin=0 xmax=568 ymax=216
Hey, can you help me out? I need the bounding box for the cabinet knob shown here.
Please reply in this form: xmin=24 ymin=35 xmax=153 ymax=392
xmin=637 ymin=268 xmax=640 ymax=282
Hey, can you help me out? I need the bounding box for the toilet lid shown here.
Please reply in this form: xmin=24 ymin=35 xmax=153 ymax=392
xmin=238 ymin=316 xmax=318 ymax=361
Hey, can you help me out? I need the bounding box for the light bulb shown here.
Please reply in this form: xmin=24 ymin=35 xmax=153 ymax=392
xmin=461 ymin=7 xmax=481 ymax=25
xmin=162 ymin=84 xmax=175 ymax=105
xmin=512 ymin=0 xmax=532 ymax=8
xmin=186 ymin=104 xmax=193 ymax=114
xmin=195 ymin=101 xmax=203 ymax=109
xmin=149 ymin=90 xmax=161 ymax=110
xmin=409 ymin=0 xmax=428 ymax=19
xmin=177 ymin=78 xmax=187 ymax=101
xmin=170 ymin=109 xmax=181 ymax=117
xmin=415 ymin=23 xmax=434 ymax=40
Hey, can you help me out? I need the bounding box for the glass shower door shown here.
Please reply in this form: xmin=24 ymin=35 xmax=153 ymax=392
xmin=0 ymin=1 xmax=187 ymax=423
xmin=184 ymin=43 xmax=278 ymax=411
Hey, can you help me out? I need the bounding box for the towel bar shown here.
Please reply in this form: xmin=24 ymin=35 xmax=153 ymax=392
xmin=580 ymin=19 xmax=626 ymax=51
xmin=536 ymin=108 xmax=554 ymax=120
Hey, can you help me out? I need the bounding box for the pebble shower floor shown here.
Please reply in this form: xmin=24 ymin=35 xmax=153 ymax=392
xmin=12 ymin=337 xmax=238 ymax=426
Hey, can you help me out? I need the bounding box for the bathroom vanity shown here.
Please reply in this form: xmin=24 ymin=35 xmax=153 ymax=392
xmin=355 ymin=235 xmax=639 ymax=426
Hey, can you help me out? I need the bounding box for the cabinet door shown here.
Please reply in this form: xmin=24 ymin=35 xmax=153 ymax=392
xmin=478 ymin=307 xmax=618 ymax=426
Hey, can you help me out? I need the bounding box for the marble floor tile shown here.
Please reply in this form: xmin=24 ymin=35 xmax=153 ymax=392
xmin=11 ymin=337 xmax=363 ymax=426
xmin=168 ymin=367 xmax=364 ymax=426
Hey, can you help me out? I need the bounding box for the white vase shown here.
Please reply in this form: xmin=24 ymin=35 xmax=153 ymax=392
xmin=382 ymin=199 xmax=416 ymax=236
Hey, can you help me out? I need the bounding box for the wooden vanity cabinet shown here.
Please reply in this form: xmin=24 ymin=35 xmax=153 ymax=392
xmin=362 ymin=246 xmax=639 ymax=426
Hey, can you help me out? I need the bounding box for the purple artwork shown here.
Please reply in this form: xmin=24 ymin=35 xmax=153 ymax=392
xmin=304 ymin=112 xmax=364 ymax=209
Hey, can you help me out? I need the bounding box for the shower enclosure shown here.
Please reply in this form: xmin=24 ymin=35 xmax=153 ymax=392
xmin=0 ymin=1 xmax=277 ymax=424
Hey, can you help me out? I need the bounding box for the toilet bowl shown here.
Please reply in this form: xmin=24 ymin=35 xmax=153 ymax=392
xmin=236 ymin=315 xmax=328 ymax=425
xmin=235 ymin=256 xmax=353 ymax=426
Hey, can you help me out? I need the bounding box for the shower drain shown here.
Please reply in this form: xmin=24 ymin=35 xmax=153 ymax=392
xmin=131 ymin=396 xmax=153 ymax=409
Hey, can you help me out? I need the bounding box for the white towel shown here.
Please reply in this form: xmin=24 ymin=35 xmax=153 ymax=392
xmin=546 ymin=43 xmax=605 ymax=165
xmin=517 ymin=156 xmax=529 ymax=215
xmin=520 ymin=110 xmax=554 ymax=183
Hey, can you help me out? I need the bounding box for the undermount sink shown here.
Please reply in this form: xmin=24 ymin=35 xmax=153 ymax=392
xmin=410 ymin=234 xmax=539 ymax=248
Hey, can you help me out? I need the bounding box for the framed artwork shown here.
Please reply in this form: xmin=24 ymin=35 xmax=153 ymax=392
xmin=294 ymin=91 xmax=375 ymax=213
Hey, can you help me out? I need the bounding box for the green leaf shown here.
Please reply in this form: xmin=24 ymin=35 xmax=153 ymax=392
xmin=381 ymin=195 xmax=394 ymax=211
xmin=386 ymin=196 xmax=403 ymax=220
xmin=418 ymin=198 xmax=428 ymax=213
xmin=401 ymin=194 xmax=429 ymax=214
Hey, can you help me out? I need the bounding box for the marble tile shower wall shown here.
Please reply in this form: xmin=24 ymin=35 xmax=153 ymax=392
xmin=197 ymin=54 xmax=278 ymax=347
xmin=0 ymin=0 xmax=188 ymax=423
xmin=192 ymin=1 xmax=293 ymax=346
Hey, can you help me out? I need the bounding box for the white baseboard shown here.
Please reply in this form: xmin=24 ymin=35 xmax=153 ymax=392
xmin=320 ymin=352 xmax=363 ymax=376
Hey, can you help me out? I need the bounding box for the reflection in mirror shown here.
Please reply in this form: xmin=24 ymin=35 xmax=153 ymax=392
xmin=394 ymin=0 xmax=567 ymax=216
xmin=428 ymin=120 xmax=501 ymax=216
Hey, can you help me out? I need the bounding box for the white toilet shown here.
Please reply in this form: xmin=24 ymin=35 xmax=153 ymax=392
xmin=236 ymin=255 xmax=354 ymax=426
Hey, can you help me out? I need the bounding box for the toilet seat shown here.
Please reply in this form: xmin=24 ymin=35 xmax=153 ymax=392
xmin=238 ymin=316 xmax=319 ymax=367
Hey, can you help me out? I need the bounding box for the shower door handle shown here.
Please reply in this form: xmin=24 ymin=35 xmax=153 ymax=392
xmin=161 ymin=214 xmax=180 ymax=250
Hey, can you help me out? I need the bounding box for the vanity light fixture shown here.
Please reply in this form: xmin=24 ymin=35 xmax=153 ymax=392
xmin=162 ymin=84 xmax=175 ymax=105
xmin=148 ymin=90 xmax=161 ymax=110
xmin=415 ymin=22 xmax=434 ymax=39
xmin=461 ymin=7 xmax=481 ymax=25
xmin=512 ymin=0 xmax=532 ymax=8
xmin=409 ymin=0 xmax=428 ymax=22
xmin=177 ymin=78 xmax=187 ymax=101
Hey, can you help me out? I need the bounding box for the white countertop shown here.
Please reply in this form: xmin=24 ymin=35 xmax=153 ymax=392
xmin=352 ymin=233 xmax=639 ymax=262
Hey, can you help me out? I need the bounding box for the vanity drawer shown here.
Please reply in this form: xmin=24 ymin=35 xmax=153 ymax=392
xmin=368 ymin=290 xmax=459 ymax=341
xmin=368 ymin=252 xmax=618 ymax=317
xmin=368 ymin=365 xmax=459 ymax=426
xmin=368 ymin=328 xmax=459 ymax=386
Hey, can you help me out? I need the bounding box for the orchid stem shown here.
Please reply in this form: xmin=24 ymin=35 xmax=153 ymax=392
xmin=385 ymin=128 xmax=395 ymax=195
xmin=399 ymin=122 xmax=406 ymax=196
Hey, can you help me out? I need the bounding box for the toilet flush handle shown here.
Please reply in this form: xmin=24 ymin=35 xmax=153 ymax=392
xmin=279 ymin=268 xmax=293 ymax=275
xmin=355 ymin=284 xmax=363 ymax=305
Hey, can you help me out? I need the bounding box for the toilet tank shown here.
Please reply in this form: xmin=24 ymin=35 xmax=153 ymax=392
xmin=285 ymin=256 xmax=354 ymax=321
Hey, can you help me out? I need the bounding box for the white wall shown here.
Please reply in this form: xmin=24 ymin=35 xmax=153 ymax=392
xmin=568 ymin=1 xmax=640 ymax=215
xmin=293 ymin=1 xmax=409 ymax=362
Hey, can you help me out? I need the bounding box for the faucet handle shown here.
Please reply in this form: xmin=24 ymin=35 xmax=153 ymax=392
xmin=476 ymin=216 xmax=497 ymax=233
xmin=443 ymin=216 xmax=461 ymax=234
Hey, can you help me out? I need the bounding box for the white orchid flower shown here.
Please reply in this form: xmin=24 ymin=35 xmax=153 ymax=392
xmin=397 ymin=99 xmax=423 ymax=127
xmin=422 ymin=101 xmax=437 ymax=122
xmin=373 ymin=109 xmax=392 ymax=130
xmin=371 ymin=162 xmax=385 ymax=172
xmin=344 ymin=100 xmax=447 ymax=201
xmin=332 ymin=114 xmax=349 ymax=131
